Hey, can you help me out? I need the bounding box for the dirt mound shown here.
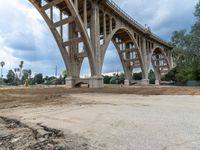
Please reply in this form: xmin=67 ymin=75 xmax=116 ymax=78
xmin=0 ymin=117 xmax=89 ymax=150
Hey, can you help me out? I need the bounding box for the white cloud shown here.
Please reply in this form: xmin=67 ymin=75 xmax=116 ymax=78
xmin=113 ymin=0 xmax=197 ymax=39
xmin=0 ymin=0 xmax=198 ymax=76
xmin=0 ymin=0 xmax=65 ymax=76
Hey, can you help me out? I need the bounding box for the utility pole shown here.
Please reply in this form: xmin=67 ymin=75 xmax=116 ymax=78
xmin=0 ymin=67 xmax=2 ymax=83
xmin=0 ymin=61 xmax=5 ymax=83
xmin=55 ymin=65 xmax=58 ymax=77
xmin=55 ymin=65 xmax=58 ymax=86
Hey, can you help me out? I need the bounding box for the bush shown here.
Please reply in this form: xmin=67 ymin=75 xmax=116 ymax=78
xmin=103 ymin=76 xmax=112 ymax=84
xmin=133 ymin=72 xmax=142 ymax=80
xmin=163 ymin=59 xmax=200 ymax=83
xmin=109 ymin=76 xmax=124 ymax=84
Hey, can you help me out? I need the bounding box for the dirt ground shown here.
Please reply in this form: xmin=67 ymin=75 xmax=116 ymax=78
xmin=0 ymin=85 xmax=200 ymax=150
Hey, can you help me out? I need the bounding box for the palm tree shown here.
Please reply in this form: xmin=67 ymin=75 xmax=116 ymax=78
xmin=14 ymin=68 xmax=20 ymax=79
xmin=14 ymin=68 xmax=17 ymax=78
xmin=28 ymin=69 xmax=32 ymax=79
xmin=19 ymin=61 xmax=24 ymax=80
xmin=0 ymin=61 xmax=5 ymax=79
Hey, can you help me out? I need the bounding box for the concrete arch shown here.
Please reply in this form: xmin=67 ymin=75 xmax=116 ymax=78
xmin=29 ymin=0 xmax=72 ymax=75
xmin=151 ymin=46 xmax=170 ymax=85
xmin=101 ymin=27 xmax=145 ymax=78
xmin=151 ymin=46 xmax=170 ymax=66
xmin=64 ymin=0 xmax=97 ymax=76
xmin=29 ymin=0 xmax=173 ymax=88
xmin=30 ymin=0 xmax=97 ymax=77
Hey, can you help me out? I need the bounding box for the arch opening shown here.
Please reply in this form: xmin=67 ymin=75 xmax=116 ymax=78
xmin=99 ymin=10 xmax=104 ymax=45
xmin=151 ymin=47 xmax=170 ymax=85
xmin=80 ymin=57 xmax=91 ymax=78
xmin=0 ymin=0 xmax=70 ymax=78
xmin=102 ymin=43 xmax=123 ymax=74
xmin=102 ymin=28 xmax=145 ymax=85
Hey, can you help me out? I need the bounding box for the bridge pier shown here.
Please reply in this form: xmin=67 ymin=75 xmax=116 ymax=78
xmin=66 ymin=77 xmax=104 ymax=88
xmin=155 ymin=80 xmax=160 ymax=85
xmin=124 ymin=80 xmax=131 ymax=86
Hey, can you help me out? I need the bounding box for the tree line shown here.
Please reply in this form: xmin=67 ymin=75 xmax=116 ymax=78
xmin=0 ymin=61 xmax=67 ymax=86
xmin=163 ymin=0 xmax=200 ymax=84
xmin=103 ymin=70 xmax=156 ymax=85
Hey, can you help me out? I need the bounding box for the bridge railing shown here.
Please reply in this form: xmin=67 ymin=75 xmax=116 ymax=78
xmin=107 ymin=0 xmax=171 ymax=47
xmin=107 ymin=0 xmax=145 ymax=31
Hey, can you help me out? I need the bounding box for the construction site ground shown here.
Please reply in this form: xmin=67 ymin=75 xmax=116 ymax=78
xmin=0 ymin=85 xmax=200 ymax=150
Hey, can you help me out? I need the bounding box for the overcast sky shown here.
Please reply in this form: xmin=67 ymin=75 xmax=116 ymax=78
xmin=0 ymin=0 xmax=198 ymax=77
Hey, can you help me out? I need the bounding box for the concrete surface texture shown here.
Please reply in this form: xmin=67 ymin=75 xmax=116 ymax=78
xmin=1 ymin=91 xmax=200 ymax=150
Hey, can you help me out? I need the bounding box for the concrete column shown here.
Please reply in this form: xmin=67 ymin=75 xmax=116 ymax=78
xmin=124 ymin=80 xmax=131 ymax=86
xmin=66 ymin=77 xmax=76 ymax=88
xmin=124 ymin=43 xmax=132 ymax=85
xmin=141 ymin=38 xmax=149 ymax=85
xmin=88 ymin=77 xmax=104 ymax=88
xmin=83 ymin=0 xmax=87 ymax=28
xmin=109 ymin=16 xmax=112 ymax=33
xmin=103 ymin=12 xmax=106 ymax=43
xmin=87 ymin=1 xmax=104 ymax=88
xmin=155 ymin=80 xmax=160 ymax=85
xmin=74 ymin=0 xmax=78 ymax=9
xmin=68 ymin=23 xmax=80 ymax=78
xmin=60 ymin=11 xmax=63 ymax=40
xmin=154 ymin=66 xmax=161 ymax=85
xmin=90 ymin=2 xmax=101 ymax=77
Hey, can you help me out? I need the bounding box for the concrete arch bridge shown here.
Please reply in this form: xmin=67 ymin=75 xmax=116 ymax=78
xmin=29 ymin=0 xmax=173 ymax=88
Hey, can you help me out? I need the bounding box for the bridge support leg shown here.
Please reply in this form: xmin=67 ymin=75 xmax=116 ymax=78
xmin=141 ymin=79 xmax=149 ymax=85
xmin=66 ymin=77 xmax=104 ymax=88
xmin=88 ymin=77 xmax=104 ymax=88
xmin=124 ymin=80 xmax=131 ymax=86
xmin=154 ymin=67 xmax=161 ymax=85
xmin=65 ymin=77 xmax=76 ymax=88
xmin=141 ymin=38 xmax=150 ymax=86
xmin=155 ymin=80 xmax=160 ymax=85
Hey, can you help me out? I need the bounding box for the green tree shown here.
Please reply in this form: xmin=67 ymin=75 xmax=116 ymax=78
xmin=171 ymin=30 xmax=191 ymax=64
xmin=0 ymin=61 xmax=5 ymax=79
xmin=110 ymin=77 xmax=118 ymax=84
xmin=166 ymin=0 xmax=200 ymax=83
xmin=171 ymin=0 xmax=200 ymax=61
xmin=62 ymin=69 xmax=67 ymax=79
xmin=22 ymin=69 xmax=32 ymax=84
xmin=34 ymin=73 xmax=43 ymax=84
xmin=103 ymin=75 xmax=111 ymax=84
xmin=148 ymin=70 xmax=155 ymax=84
xmin=190 ymin=60 xmax=200 ymax=80
xmin=6 ymin=70 xmax=15 ymax=84
xmin=62 ymin=69 xmax=67 ymax=84
xmin=133 ymin=72 xmax=142 ymax=80
xmin=175 ymin=64 xmax=191 ymax=82
xmin=109 ymin=73 xmax=125 ymax=84
xmin=57 ymin=75 xmax=64 ymax=84
xmin=19 ymin=61 xmax=24 ymax=80
xmin=162 ymin=67 xmax=177 ymax=82
xmin=194 ymin=0 xmax=200 ymax=19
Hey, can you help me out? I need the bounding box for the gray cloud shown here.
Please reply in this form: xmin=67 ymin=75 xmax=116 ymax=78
xmin=0 ymin=0 xmax=66 ymax=76
xmin=113 ymin=0 xmax=197 ymax=40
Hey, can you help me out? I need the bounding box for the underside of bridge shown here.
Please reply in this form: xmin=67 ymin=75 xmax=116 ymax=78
xmin=29 ymin=0 xmax=173 ymax=88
